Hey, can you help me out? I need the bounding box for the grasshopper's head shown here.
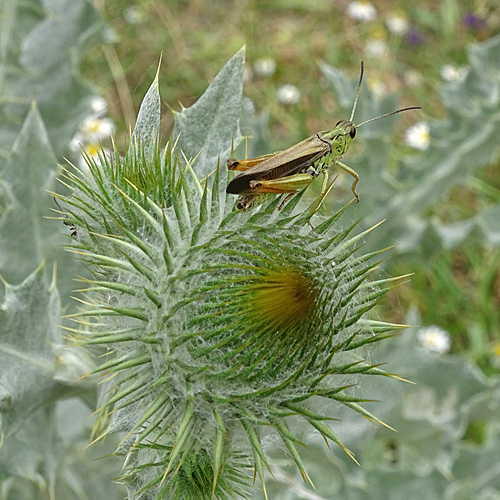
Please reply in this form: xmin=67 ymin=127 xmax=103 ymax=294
xmin=322 ymin=120 xmax=357 ymax=156
xmin=335 ymin=120 xmax=357 ymax=140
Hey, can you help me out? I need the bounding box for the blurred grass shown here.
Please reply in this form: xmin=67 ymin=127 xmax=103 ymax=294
xmin=85 ymin=0 xmax=497 ymax=141
xmin=82 ymin=0 xmax=500 ymax=368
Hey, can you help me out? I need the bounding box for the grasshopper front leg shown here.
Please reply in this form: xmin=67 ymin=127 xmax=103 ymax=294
xmin=336 ymin=161 xmax=359 ymax=202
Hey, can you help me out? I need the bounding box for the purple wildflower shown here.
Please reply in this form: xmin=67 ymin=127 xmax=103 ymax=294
xmin=405 ymin=28 xmax=425 ymax=46
xmin=462 ymin=12 xmax=486 ymax=31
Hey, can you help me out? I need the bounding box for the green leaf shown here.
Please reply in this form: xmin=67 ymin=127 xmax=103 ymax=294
xmin=0 ymin=0 xmax=103 ymax=161
xmin=0 ymin=260 xmax=93 ymax=440
xmin=0 ymin=105 xmax=83 ymax=300
xmin=0 ymin=400 xmax=125 ymax=500
xmin=0 ymin=105 xmax=61 ymax=285
xmin=0 ymin=263 xmax=61 ymax=437
xmin=449 ymin=436 xmax=500 ymax=499
xmin=468 ymin=31 xmax=500 ymax=76
xmin=129 ymin=65 xmax=161 ymax=155
xmin=173 ymin=46 xmax=245 ymax=178
xmin=413 ymin=203 xmax=500 ymax=253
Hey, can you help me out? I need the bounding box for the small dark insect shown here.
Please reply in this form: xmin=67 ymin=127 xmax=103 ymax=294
xmin=53 ymin=197 xmax=78 ymax=237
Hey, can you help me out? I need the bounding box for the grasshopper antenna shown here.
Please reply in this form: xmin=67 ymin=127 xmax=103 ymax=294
xmin=349 ymin=61 xmax=364 ymax=122
xmin=356 ymin=106 xmax=422 ymax=128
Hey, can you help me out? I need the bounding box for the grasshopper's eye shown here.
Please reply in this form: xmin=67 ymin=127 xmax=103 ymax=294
xmin=350 ymin=126 xmax=356 ymax=139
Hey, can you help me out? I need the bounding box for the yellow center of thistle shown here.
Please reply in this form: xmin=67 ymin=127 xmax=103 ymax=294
xmin=247 ymin=267 xmax=317 ymax=334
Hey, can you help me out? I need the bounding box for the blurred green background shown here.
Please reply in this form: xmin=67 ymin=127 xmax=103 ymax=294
xmin=2 ymin=0 xmax=500 ymax=498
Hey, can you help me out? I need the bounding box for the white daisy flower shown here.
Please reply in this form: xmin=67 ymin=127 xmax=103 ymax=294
xmin=80 ymin=116 xmax=115 ymax=141
xmin=404 ymin=69 xmax=423 ymax=87
xmin=70 ymin=112 xmax=114 ymax=155
xmin=417 ymin=326 xmax=451 ymax=354
xmin=103 ymin=26 xmax=119 ymax=44
xmin=347 ymin=1 xmax=377 ymax=22
xmin=365 ymin=39 xmax=389 ymax=58
xmin=386 ymin=12 xmax=409 ymax=34
xmin=277 ymin=84 xmax=301 ymax=105
xmin=405 ymin=121 xmax=430 ymax=150
xmin=69 ymin=135 xmax=83 ymax=152
xmin=440 ymin=64 xmax=468 ymax=83
xmin=242 ymin=97 xmax=256 ymax=114
xmin=90 ymin=96 xmax=108 ymax=117
xmin=253 ymin=58 xmax=277 ymax=77
xmin=124 ymin=6 xmax=143 ymax=24
xmin=78 ymin=144 xmax=110 ymax=170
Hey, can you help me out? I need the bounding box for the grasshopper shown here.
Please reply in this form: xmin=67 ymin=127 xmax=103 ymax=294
xmin=226 ymin=62 xmax=421 ymax=211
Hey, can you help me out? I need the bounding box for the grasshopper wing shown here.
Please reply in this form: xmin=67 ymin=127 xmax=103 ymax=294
xmin=226 ymin=134 xmax=329 ymax=195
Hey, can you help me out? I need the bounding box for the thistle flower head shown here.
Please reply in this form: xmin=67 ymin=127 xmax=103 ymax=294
xmin=56 ymin=142 xmax=405 ymax=499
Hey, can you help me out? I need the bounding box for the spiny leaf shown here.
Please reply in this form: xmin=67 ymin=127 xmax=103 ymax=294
xmin=173 ymin=46 xmax=245 ymax=178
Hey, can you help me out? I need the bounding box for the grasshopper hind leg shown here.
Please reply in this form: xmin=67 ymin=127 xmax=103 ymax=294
xmin=241 ymin=172 xmax=315 ymax=211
